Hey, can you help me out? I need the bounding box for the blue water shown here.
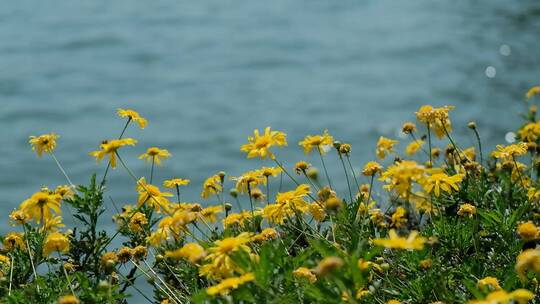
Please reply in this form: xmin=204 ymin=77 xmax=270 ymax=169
xmin=1 ymin=0 xmax=539 ymax=232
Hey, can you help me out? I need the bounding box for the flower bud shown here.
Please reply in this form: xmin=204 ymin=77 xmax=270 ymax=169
xmin=307 ymin=167 xmax=318 ymax=180
xmin=98 ymin=280 xmax=110 ymax=291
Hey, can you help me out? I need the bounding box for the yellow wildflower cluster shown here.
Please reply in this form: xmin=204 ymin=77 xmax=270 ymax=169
xmin=10 ymin=94 xmax=540 ymax=303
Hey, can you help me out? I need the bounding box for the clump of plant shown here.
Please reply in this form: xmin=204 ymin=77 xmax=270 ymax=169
xmin=2 ymin=87 xmax=540 ymax=303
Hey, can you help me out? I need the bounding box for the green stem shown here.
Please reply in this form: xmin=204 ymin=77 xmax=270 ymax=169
xmin=339 ymin=153 xmax=353 ymax=204
xmin=8 ymin=254 xmax=14 ymax=295
xmin=427 ymin=123 xmax=433 ymax=166
xmin=317 ymin=147 xmax=333 ymax=189
xmin=22 ymin=226 xmax=39 ymax=292
xmin=150 ymin=156 xmax=155 ymax=184
xmin=175 ymin=185 xmax=180 ymax=203
xmin=100 ymin=118 xmax=131 ymax=186
xmin=247 ymin=183 xmax=254 ymax=217
xmin=345 ymin=154 xmax=360 ymax=191
xmin=265 ymin=176 xmax=270 ymax=206
xmin=117 ymin=271 xmax=154 ymax=303
xmin=51 ymin=152 xmax=75 ymax=187
xmin=472 ymin=127 xmax=484 ymax=165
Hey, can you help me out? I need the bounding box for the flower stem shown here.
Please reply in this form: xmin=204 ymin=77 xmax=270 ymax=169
xmin=51 ymin=152 xmax=74 ymax=187
xmin=8 ymin=254 xmax=14 ymax=295
xmin=22 ymin=226 xmax=39 ymax=292
xmin=317 ymin=147 xmax=333 ymax=189
xmin=472 ymin=127 xmax=484 ymax=165
xmin=150 ymin=156 xmax=155 ymax=184
xmin=427 ymin=123 xmax=433 ymax=166
xmin=247 ymin=183 xmax=254 ymax=217
xmin=338 ymin=153 xmax=353 ymax=204
xmin=345 ymin=154 xmax=360 ymax=191
xmin=100 ymin=118 xmax=131 ymax=186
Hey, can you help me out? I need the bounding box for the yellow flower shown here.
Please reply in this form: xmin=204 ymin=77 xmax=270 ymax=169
xmin=516 ymin=248 xmax=540 ymax=280
xmin=128 ymin=212 xmax=148 ymax=233
xmin=57 ymin=295 xmax=80 ymax=304
xmin=391 ymin=206 xmax=407 ymax=228
xmin=139 ymin=147 xmax=171 ymax=165
xmin=298 ymin=130 xmax=334 ymax=155
xmin=263 ymin=184 xmax=310 ymax=224
xmin=518 ymin=122 xmax=540 ymax=142
xmin=20 ymin=191 xmax=62 ymax=223
xmin=457 ymin=203 xmax=476 ymax=218
xmin=259 ymin=166 xmax=282 ymax=178
xmin=468 ymin=289 xmax=534 ymax=304
xmin=380 ymin=160 xmax=425 ymax=199
xmin=100 ymin=251 xmax=118 ymax=268
xmin=415 ymin=105 xmax=454 ymax=138
xmin=206 ymin=273 xmax=255 ymax=297
xmin=165 ymin=243 xmax=206 ymax=264
xmin=526 ymin=86 xmax=540 ymax=99
xmin=41 ymin=215 xmax=65 ymax=233
xmin=137 ymin=177 xmax=173 ymax=213
xmin=309 ymin=202 xmax=326 ymax=221
xmin=231 ymin=170 xmax=265 ymax=194
xmin=421 ymin=170 xmax=463 ymax=197
xmin=517 ymin=221 xmax=540 ymax=241
xmin=89 ymin=138 xmax=137 ymax=168
xmin=117 ymin=108 xmax=147 ymax=128
xmin=357 ymin=258 xmax=382 ymax=272
xmin=373 ymin=229 xmax=426 ymax=250
xmin=312 ymin=256 xmax=344 ymax=277
xmin=200 ymin=232 xmax=254 ymax=279
xmin=117 ymin=247 xmax=133 ymax=263
xmin=3 ymin=232 xmax=25 ymax=251
xmin=54 ymin=185 xmax=74 ymax=200
xmin=151 ymin=217 xmax=176 ymax=242
xmin=491 ymin=142 xmax=528 ymax=160
xmin=163 ymin=178 xmax=190 ymax=188
xmin=252 ymin=228 xmax=278 ymax=242
xmin=410 ymin=192 xmax=436 ymax=215
xmin=528 ymin=187 xmax=540 ymax=201
xmin=249 ymin=188 xmax=265 ymax=201
xmin=325 ymin=197 xmax=343 ymax=210
xmin=29 ymin=133 xmax=59 ymax=157
xmin=241 ymin=127 xmax=287 ymax=159
xmin=200 ymin=205 xmax=223 ymax=223
xmin=131 ymin=245 xmax=147 ymax=261
xmin=406 ymin=140 xmax=424 ymax=156
xmin=172 ymin=210 xmax=197 ymax=228
xmin=43 ymin=232 xmax=70 ymax=256
xmin=339 ymin=143 xmax=351 ymax=155
xmin=0 ymin=254 xmax=10 ymax=265
xmin=9 ymin=209 xmax=29 ymax=225
xmin=357 ymin=200 xmax=376 ymax=216
xmin=356 ymin=289 xmax=370 ymax=299
xmin=369 ymin=209 xmax=387 ymax=228
xmin=401 ymin=122 xmax=417 ymax=134
xmin=376 ymin=136 xmax=398 ymax=159
xmin=387 ymin=300 xmax=402 ymax=304
xmin=362 ymin=161 xmax=383 ymax=176
xmin=201 ymin=174 xmax=222 ymax=199
xmin=294 ymin=161 xmax=311 ymax=174
xmin=222 ymin=211 xmax=256 ymax=228
xmin=292 ymin=267 xmax=317 ymax=283
xmin=477 ymin=276 xmax=501 ymax=291
xmin=419 ymin=259 xmax=432 ymax=269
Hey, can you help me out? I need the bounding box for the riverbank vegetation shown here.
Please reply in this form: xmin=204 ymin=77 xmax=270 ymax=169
xmin=3 ymin=87 xmax=540 ymax=303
